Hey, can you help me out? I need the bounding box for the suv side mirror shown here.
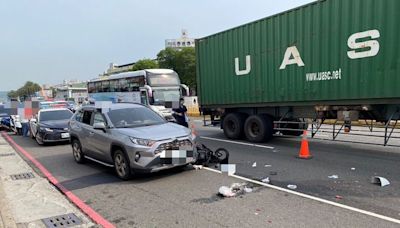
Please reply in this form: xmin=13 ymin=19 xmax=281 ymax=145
xmin=93 ymin=122 xmax=106 ymax=131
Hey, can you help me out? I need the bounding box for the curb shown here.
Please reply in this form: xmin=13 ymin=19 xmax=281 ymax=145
xmin=0 ymin=132 xmax=97 ymax=227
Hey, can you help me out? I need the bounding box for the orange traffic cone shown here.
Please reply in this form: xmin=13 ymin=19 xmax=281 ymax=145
xmin=297 ymin=130 xmax=312 ymax=159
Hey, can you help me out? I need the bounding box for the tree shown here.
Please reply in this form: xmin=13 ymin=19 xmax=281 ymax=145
xmin=7 ymin=90 xmax=18 ymax=99
xmin=157 ymin=47 xmax=196 ymax=93
xmin=157 ymin=48 xmax=179 ymax=70
xmin=7 ymin=81 xmax=42 ymax=101
xmin=131 ymin=59 xmax=159 ymax=71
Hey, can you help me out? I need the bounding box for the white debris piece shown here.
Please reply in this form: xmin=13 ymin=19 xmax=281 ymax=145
xmin=328 ymin=175 xmax=339 ymax=179
xmin=218 ymin=186 xmax=235 ymax=197
xmin=252 ymin=162 xmax=257 ymax=167
xmin=371 ymin=176 xmax=390 ymax=187
xmin=219 ymin=183 xmax=252 ymax=197
xmin=264 ymin=165 xmax=272 ymax=167
xmin=287 ymin=184 xmax=297 ymax=190
xmin=193 ymin=165 xmax=203 ymax=170
xmin=261 ymin=177 xmax=270 ymax=184
xmin=351 ymin=167 xmax=356 ymax=171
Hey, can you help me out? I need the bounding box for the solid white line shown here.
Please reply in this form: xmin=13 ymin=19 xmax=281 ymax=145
xmin=202 ymin=167 xmax=400 ymax=225
xmin=199 ymin=136 xmax=275 ymax=150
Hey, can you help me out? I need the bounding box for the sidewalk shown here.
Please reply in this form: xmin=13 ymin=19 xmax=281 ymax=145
xmin=0 ymin=133 xmax=94 ymax=227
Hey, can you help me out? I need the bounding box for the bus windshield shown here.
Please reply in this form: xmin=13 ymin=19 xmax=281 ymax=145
xmin=152 ymin=89 xmax=180 ymax=105
xmin=147 ymin=73 xmax=180 ymax=86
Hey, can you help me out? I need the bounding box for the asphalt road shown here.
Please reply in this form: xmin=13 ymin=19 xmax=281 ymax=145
xmin=195 ymin=122 xmax=400 ymax=219
xmin=5 ymin=123 xmax=400 ymax=227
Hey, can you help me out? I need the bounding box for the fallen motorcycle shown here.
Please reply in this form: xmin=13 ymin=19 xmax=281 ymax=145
xmin=194 ymin=144 xmax=229 ymax=166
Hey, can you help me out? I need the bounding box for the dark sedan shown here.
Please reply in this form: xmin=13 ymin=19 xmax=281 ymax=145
xmin=29 ymin=108 xmax=73 ymax=145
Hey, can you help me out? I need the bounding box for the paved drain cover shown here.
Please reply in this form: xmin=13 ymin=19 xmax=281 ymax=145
xmin=0 ymin=153 xmax=15 ymax=157
xmin=10 ymin=172 xmax=35 ymax=180
xmin=42 ymin=213 xmax=82 ymax=228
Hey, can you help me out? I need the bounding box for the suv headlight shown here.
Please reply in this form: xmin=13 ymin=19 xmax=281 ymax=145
xmin=43 ymin=128 xmax=53 ymax=132
xmin=130 ymin=137 xmax=156 ymax=147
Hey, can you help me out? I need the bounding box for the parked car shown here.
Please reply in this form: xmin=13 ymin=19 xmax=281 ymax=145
xmin=0 ymin=113 xmax=10 ymax=130
xmin=69 ymin=103 xmax=196 ymax=180
xmin=29 ymin=108 xmax=73 ymax=145
xmin=10 ymin=115 xmax=22 ymax=135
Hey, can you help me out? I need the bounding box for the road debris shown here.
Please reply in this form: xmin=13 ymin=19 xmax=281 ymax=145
xmin=218 ymin=183 xmax=251 ymax=197
xmin=218 ymin=186 xmax=235 ymax=197
xmin=261 ymin=177 xmax=270 ymax=184
xmin=351 ymin=167 xmax=356 ymax=171
xmin=287 ymin=184 xmax=297 ymax=190
xmin=328 ymin=175 xmax=339 ymax=179
xmin=371 ymin=176 xmax=390 ymax=187
xmin=269 ymin=171 xmax=278 ymax=175
xmin=192 ymin=165 xmax=203 ymax=170
xmin=264 ymin=164 xmax=272 ymax=167
xmin=252 ymin=162 xmax=257 ymax=167
xmin=335 ymin=195 xmax=343 ymax=200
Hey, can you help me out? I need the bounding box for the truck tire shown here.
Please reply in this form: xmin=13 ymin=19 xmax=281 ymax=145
xmin=223 ymin=113 xmax=246 ymax=139
xmin=244 ymin=114 xmax=273 ymax=142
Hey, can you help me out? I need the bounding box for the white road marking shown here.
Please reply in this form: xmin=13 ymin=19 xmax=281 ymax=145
xmin=202 ymin=167 xmax=400 ymax=225
xmin=200 ymin=136 xmax=275 ymax=150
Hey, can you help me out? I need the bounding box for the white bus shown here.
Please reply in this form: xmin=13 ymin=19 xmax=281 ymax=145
xmin=87 ymin=69 xmax=189 ymax=120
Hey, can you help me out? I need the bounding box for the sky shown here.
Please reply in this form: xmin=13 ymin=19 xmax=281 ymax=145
xmin=0 ymin=0 xmax=314 ymax=91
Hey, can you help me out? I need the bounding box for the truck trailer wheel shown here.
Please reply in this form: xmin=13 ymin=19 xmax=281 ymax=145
xmin=244 ymin=114 xmax=273 ymax=142
xmin=223 ymin=113 xmax=246 ymax=139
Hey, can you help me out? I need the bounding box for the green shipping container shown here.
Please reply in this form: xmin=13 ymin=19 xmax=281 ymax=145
xmin=196 ymin=0 xmax=400 ymax=108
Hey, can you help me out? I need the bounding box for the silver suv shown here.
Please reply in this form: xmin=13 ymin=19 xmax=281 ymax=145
xmin=69 ymin=103 xmax=196 ymax=180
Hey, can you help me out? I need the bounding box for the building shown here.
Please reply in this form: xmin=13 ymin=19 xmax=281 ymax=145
xmin=101 ymin=62 xmax=136 ymax=77
xmin=54 ymin=81 xmax=88 ymax=103
xmin=165 ymin=29 xmax=195 ymax=49
xmin=38 ymin=84 xmax=54 ymax=99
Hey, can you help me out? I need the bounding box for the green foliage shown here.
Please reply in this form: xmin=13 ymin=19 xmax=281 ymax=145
xmin=7 ymin=90 xmax=18 ymax=99
xmin=157 ymin=47 xmax=196 ymax=92
xmin=7 ymin=81 xmax=42 ymax=100
xmin=157 ymin=48 xmax=179 ymax=70
xmin=131 ymin=59 xmax=159 ymax=71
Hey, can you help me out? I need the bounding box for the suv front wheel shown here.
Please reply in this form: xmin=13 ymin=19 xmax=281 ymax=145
xmin=113 ymin=150 xmax=132 ymax=180
xmin=72 ymin=139 xmax=85 ymax=164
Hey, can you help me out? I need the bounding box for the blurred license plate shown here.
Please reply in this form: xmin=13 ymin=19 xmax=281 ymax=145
xmin=61 ymin=133 xmax=70 ymax=138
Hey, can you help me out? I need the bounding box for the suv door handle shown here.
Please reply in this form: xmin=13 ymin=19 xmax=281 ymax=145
xmin=89 ymin=132 xmax=95 ymax=136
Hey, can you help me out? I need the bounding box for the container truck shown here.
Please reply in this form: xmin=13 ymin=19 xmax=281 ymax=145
xmin=196 ymin=0 xmax=400 ymax=144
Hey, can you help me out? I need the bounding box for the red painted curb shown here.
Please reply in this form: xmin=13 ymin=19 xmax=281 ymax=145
xmin=1 ymin=132 xmax=115 ymax=228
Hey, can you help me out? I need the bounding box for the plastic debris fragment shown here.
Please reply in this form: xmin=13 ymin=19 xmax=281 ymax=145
xmin=371 ymin=176 xmax=390 ymax=187
xmin=287 ymin=184 xmax=297 ymax=190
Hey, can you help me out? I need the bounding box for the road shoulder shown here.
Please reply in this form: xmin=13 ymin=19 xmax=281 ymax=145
xmin=0 ymin=133 xmax=94 ymax=227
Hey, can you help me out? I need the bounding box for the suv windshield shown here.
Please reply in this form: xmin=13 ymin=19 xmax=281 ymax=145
xmin=40 ymin=110 xmax=73 ymax=122
xmin=107 ymin=107 xmax=166 ymax=128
